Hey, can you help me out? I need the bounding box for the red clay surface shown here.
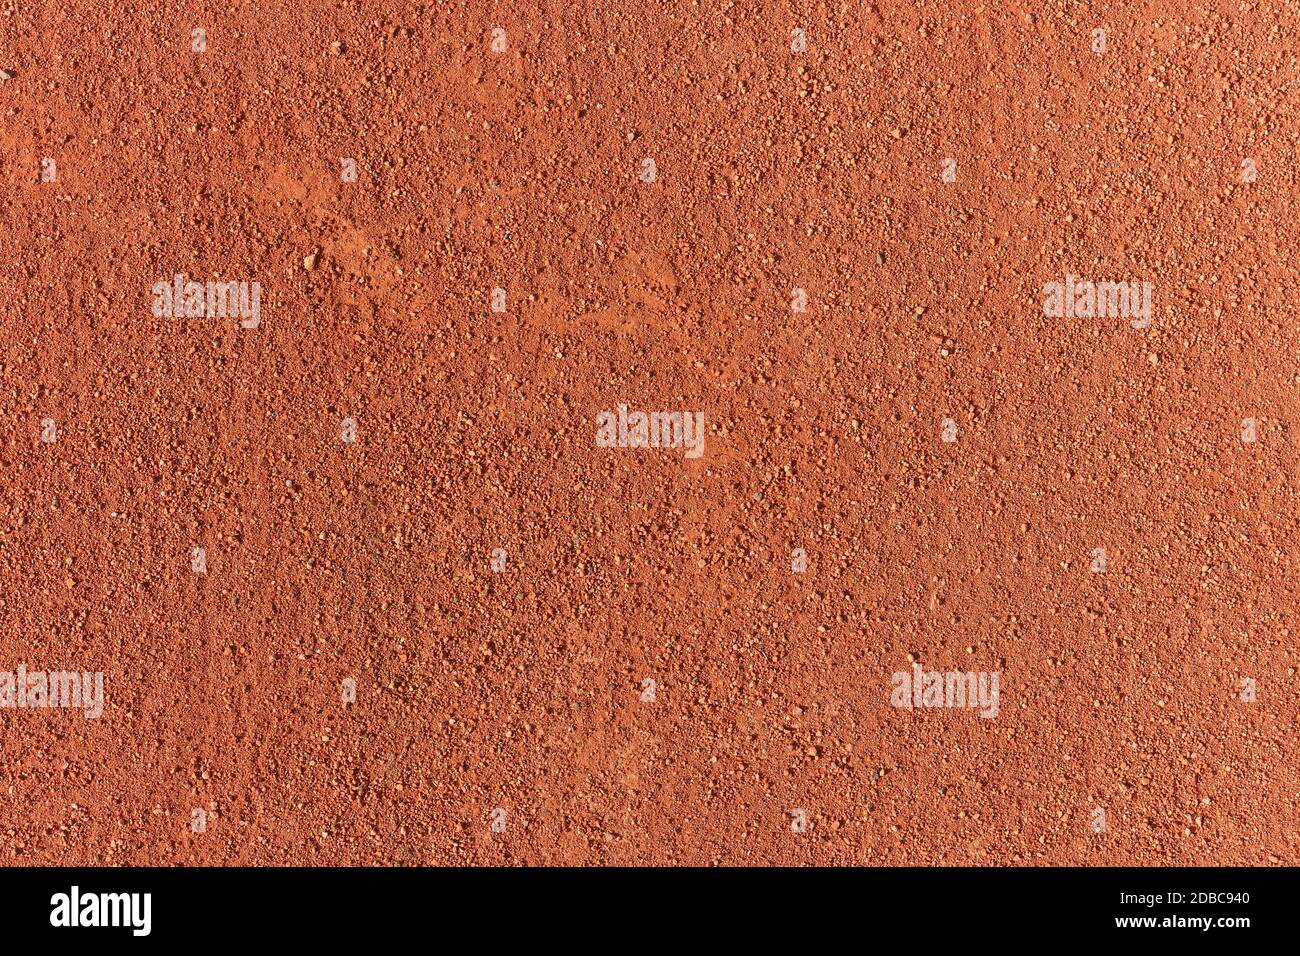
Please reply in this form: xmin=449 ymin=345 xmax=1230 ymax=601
xmin=0 ymin=2 xmax=1296 ymax=865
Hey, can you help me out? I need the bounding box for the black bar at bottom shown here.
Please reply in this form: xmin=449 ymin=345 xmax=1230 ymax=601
xmin=0 ymin=866 xmax=1280 ymax=942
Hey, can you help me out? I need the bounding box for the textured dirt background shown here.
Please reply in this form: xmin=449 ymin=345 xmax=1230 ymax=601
xmin=0 ymin=1 xmax=1296 ymax=865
